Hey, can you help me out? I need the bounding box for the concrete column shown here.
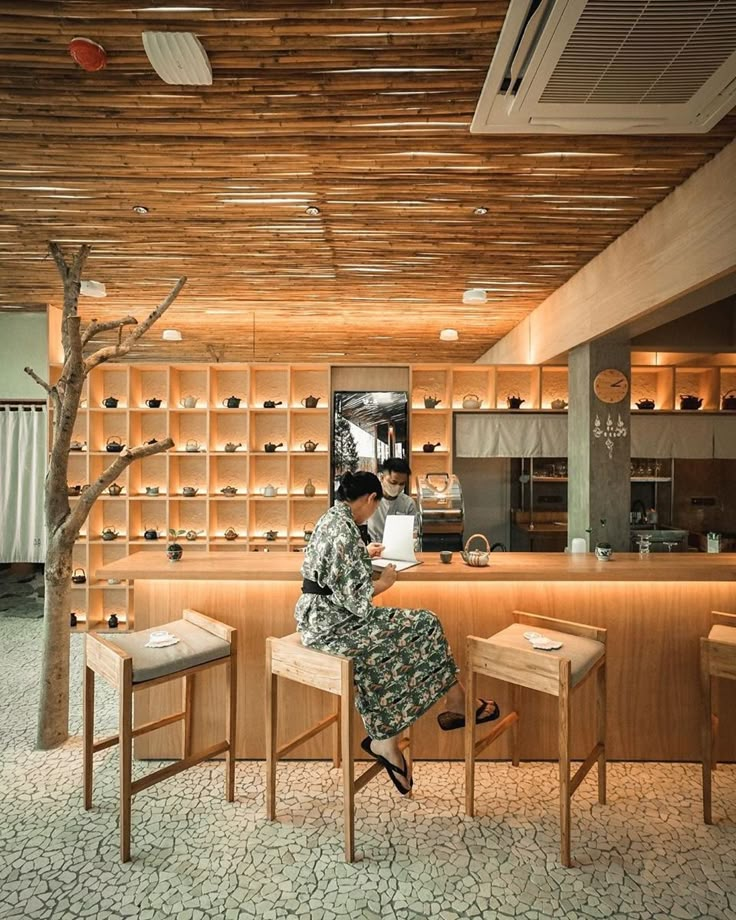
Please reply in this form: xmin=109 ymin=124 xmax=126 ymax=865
xmin=568 ymin=338 xmax=631 ymax=552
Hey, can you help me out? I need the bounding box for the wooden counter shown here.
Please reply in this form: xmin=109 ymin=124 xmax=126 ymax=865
xmin=97 ymin=551 xmax=736 ymax=763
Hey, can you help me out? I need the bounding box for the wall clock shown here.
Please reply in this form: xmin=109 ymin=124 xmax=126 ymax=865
xmin=593 ymin=368 xmax=629 ymax=404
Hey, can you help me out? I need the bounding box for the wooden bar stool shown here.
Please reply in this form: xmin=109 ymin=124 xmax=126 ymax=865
xmin=83 ymin=608 xmax=237 ymax=862
xmin=465 ymin=610 xmax=607 ymax=868
xmin=266 ymin=632 xmax=412 ymax=862
xmin=701 ymin=610 xmax=736 ymax=824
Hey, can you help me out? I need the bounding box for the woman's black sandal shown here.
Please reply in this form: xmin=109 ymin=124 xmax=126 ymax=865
xmin=437 ymin=700 xmax=500 ymax=732
xmin=360 ymin=737 xmax=412 ymax=796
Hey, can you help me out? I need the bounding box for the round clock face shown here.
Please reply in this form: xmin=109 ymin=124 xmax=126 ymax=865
xmin=593 ymin=368 xmax=629 ymax=403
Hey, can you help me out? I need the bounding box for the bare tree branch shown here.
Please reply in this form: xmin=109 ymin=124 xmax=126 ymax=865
xmin=70 ymin=243 xmax=91 ymax=284
xmin=65 ymin=438 xmax=174 ymax=537
xmin=81 ymin=316 xmax=138 ymax=347
xmin=48 ymin=241 xmax=69 ymax=285
xmin=85 ymin=277 xmax=187 ymax=372
xmin=24 ymin=366 xmax=52 ymax=395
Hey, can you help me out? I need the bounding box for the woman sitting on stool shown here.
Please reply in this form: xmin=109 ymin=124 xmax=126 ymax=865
xmin=295 ymin=470 xmax=499 ymax=794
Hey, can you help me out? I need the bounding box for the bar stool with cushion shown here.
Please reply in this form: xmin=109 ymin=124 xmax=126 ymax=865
xmin=465 ymin=610 xmax=607 ymax=868
xmin=84 ymin=608 xmax=237 ymax=862
xmin=266 ymin=632 xmax=412 ymax=862
xmin=701 ymin=610 xmax=736 ymax=824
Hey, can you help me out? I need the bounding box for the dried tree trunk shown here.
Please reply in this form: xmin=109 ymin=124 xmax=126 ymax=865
xmin=27 ymin=242 xmax=186 ymax=749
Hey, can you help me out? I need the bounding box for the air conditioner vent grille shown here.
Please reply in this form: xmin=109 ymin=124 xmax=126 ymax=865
xmin=540 ymin=0 xmax=736 ymax=105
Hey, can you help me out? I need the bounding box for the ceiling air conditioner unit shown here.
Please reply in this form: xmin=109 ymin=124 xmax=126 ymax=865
xmin=471 ymin=0 xmax=736 ymax=135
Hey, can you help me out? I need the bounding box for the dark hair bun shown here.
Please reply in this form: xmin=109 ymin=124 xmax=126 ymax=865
xmin=336 ymin=469 xmax=383 ymax=502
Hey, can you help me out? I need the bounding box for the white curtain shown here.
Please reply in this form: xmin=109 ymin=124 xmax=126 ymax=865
xmin=0 ymin=406 xmax=47 ymax=563
xmin=455 ymin=413 xmax=567 ymax=458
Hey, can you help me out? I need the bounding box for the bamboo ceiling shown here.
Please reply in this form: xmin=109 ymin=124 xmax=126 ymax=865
xmin=1 ymin=1 xmax=735 ymax=363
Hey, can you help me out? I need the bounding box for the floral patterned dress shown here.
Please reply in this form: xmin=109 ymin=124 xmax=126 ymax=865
xmin=295 ymin=501 xmax=459 ymax=740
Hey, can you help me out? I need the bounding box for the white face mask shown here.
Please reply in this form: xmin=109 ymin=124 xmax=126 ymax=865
xmin=382 ymin=481 xmax=404 ymax=498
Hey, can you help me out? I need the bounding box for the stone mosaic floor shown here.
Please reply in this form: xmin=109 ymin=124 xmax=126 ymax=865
xmin=1 ymin=615 xmax=735 ymax=920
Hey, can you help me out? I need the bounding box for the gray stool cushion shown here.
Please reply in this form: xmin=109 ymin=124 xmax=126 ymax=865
xmin=488 ymin=623 xmax=605 ymax=687
xmin=708 ymin=624 xmax=736 ymax=645
xmin=106 ymin=619 xmax=231 ymax=683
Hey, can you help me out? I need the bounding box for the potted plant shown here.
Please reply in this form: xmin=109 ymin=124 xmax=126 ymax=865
xmin=167 ymin=529 xmax=186 ymax=562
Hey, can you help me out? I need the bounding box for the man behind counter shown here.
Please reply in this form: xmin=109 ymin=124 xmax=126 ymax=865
xmin=367 ymin=458 xmax=418 ymax=544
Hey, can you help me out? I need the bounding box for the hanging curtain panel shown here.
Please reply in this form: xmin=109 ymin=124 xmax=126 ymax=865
xmin=0 ymin=405 xmax=47 ymax=563
xmin=455 ymin=413 xmax=567 ymax=458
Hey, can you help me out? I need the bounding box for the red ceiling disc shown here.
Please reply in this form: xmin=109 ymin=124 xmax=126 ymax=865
xmin=68 ymin=37 xmax=107 ymax=72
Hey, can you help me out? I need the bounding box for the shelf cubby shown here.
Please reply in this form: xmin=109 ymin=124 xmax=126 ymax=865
xmin=451 ymin=367 xmax=493 ymax=410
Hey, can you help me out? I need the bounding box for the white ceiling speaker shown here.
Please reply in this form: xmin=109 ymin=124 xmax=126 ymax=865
xmin=439 ymin=328 xmax=459 ymax=342
xmin=142 ymin=32 xmax=212 ymax=86
xmin=463 ymin=288 xmax=487 ymax=305
xmin=162 ymin=328 xmax=183 ymax=341
xmin=79 ymin=280 xmax=106 ymax=298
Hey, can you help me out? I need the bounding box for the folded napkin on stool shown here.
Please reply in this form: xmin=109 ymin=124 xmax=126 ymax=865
xmin=145 ymin=630 xmax=180 ymax=649
xmin=523 ymin=630 xmax=562 ymax=651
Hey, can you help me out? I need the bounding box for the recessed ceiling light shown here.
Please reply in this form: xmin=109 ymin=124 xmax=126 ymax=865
xmin=473 ymin=206 xmax=488 ymax=215
xmin=162 ymin=328 xmax=182 ymax=341
xmin=463 ymin=288 xmax=487 ymax=305
xmin=132 ymin=205 xmax=149 ymax=215
xmin=439 ymin=329 xmax=459 ymax=342
xmin=305 ymin=206 xmax=320 ymax=216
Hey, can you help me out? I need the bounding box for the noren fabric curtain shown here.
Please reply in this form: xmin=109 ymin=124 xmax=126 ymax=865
xmin=0 ymin=405 xmax=47 ymax=563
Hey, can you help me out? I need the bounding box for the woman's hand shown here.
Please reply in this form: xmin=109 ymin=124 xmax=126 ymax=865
xmin=373 ymin=563 xmax=397 ymax=596
xmin=367 ymin=542 xmax=385 ymax=558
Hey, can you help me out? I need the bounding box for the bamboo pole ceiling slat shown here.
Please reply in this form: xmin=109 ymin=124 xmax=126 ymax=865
xmin=1 ymin=1 xmax=735 ymax=363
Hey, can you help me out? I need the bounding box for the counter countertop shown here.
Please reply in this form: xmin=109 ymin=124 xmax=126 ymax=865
xmin=97 ymin=551 xmax=736 ymax=582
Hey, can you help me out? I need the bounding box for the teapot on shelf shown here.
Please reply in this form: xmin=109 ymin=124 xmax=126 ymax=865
xmin=182 ymin=485 xmax=199 ymax=497
xmin=263 ymin=399 xmax=283 ymax=409
xmin=107 ymin=482 xmax=123 ymax=496
xmin=143 ymin=527 xmax=159 ymax=541
xmin=264 ymin=441 xmax=283 ymax=453
xmin=507 ymin=394 xmax=525 ymax=410
xmin=462 ymin=393 xmax=482 ymax=410
xmin=722 ymin=389 xmax=736 ymax=411
xmin=423 ymin=441 xmax=441 ymax=453
xmin=550 ymin=398 xmax=568 ymax=410
xmin=303 ymin=520 xmax=315 ymax=542
xmin=220 ymin=485 xmax=238 ymax=496
xmin=264 ymin=529 xmax=278 ymax=542
xmin=185 ymin=439 xmax=201 ymax=453
xmin=145 ymin=397 xmax=162 ymax=408
xmin=179 ymin=395 xmax=199 ymax=409
xmin=106 ymin=436 xmax=125 ymax=452
xmin=101 ymin=527 xmax=119 ymax=541
xmin=145 ymin=485 xmax=160 ymax=496
xmin=71 ymin=567 xmax=86 ymax=584
xmin=224 ymin=441 xmax=241 ymax=452
xmin=224 ymin=527 xmax=239 ymax=541
xmin=101 ymin=396 xmax=119 ymax=409
xmin=222 ymin=395 xmax=242 ymax=409
xmin=302 ymin=439 xmax=318 ymax=452
xmin=301 ymin=395 xmax=321 ymax=409
xmin=680 ymin=393 xmax=703 ymax=410
xmin=423 ymin=395 xmax=442 ymax=409
xmin=185 ymin=529 xmax=203 ymax=542
xmin=635 ymin=398 xmax=655 ymax=410
xmin=261 ymin=483 xmax=278 ymax=497
xmin=69 ymin=440 xmax=86 ymax=451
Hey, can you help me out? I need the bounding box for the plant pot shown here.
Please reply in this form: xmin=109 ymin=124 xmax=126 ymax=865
xmin=167 ymin=543 xmax=183 ymax=562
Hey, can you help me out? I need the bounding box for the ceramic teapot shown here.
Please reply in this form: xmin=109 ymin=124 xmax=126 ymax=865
xmin=145 ymin=397 xmax=162 ymax=408
xmin=67 ymin=484 xmax=82 ymax=496
xmin=179 ymin=395 xmax=199 ymax=408
xmin=263 ymin=399 xmax=283 ymax=408
xmin=107 ymin=613 xmax=120 ymax=629
xmin=71 ymin=567 xmax=86 ymax=584
xmin=461 ymin=533 xmax=491 ymax=567
xmin=635 ymin=398 xmax=655 ymax=410
xmin=303 ymin=520 xmax=315 ymax=542
xmin=302 ymin=439 xmax=318 ymax=452
xmin=185 ymin=438 xmax=201 ymax=452
xmin=143 ymin=527 xmax=159 ymax=541
xmin=101 ymin=527 xmax=119 ymax=541
xmin=301 ymin=395 xmax=321 ymax=408
xmin=423 ymin=441 xmax=440 ymax=453
xmin=224 ymin=441 xmax=241 ymax=452
xmin=261 ymin=483 xmax=278 ymax=497
xmin=101 ymin=396 xmax=119 ymax=409
xmin=185 ymin=529 xmax=203 ymax=542
xmin=680 ymin=393 xmax=703 ymax=410
xmin=462 ymin=393 xmax=482 ymax=409
xmin=222 ymin=395 xmax=242 ymax=409
xmin=507 ymin=394 xmax=525 ymax=410
xmin=264 ymin=441 xmax=282 ymax=453
xmin=264 ymin=529 xmax=278 ymax=542
xmin=550 ymin=398 xmax=568 ymax=410
xmin=224 ymin=527 xmax=239 ymax=541
xmin=106 ymin=436 xmax=125 ymax=452
xmin=182 ymin=485 xmax=199 ymax=497
xmin=145 ymin=485 xmax=160 ymax=496
xmin=423 ymin=395 xmax=441 ymax=409
xmin=107 ymin=482 xmax=123 ymax=496
xmin=722 ymin=390 xmax=736 ymax=411
xmin=220 ymin=485 xmax=238 ymax=496
xmin=69 ymin=440 xmax=85 ymax=451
